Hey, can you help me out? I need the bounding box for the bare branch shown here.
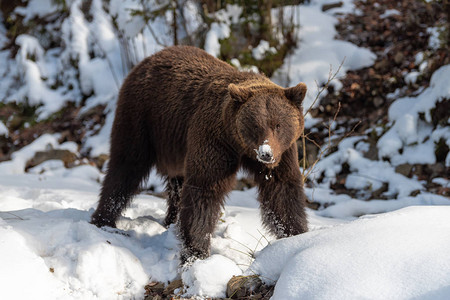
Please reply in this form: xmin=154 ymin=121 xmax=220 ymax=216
xmin=304 ymin=57 xmax=346 ymax=117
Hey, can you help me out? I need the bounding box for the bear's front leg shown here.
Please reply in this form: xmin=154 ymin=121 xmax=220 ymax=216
xmin=177 ymin=149 xmax=238 ymax=265
xmin=255 ymin=144 xmax=308 ymax=238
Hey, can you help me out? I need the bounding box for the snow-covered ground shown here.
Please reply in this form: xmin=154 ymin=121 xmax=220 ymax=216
xmin=0 ymin=0 xmax=449 ymax=299
xmin=1 ymin=158 xmax=449 ymax=299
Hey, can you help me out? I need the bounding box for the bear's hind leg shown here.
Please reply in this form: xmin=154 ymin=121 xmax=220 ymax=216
xmin=91 ymin=118 xmax=155 ymax=228
xmin=91 ymin=156 xmax=153 ymax=228
xmin=164 ymin=176 xmax=184 ymax=227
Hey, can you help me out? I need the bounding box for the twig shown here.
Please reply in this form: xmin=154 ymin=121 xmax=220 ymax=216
xmin=1 ymin=212 xmax=25 ymax=220
xmin=92 ymin=34 xmax=121 ymax=89
xmin=229 ymin=237 xmax=255 ymax=254
xmin=257 ymin=229 xmax=271 ymax=246
xmin=229 ymin=247 xmax=253 ymax=258
xmin=304 ymin=133 xmax=322 ymax=149
xmin=304 ymin=58 xmax=346 ymax=117
xmin=303 ymin=110 xmax=361 ymax=182
xmin=251 ymin=234 xmax=265 ymax=257
xmin=301 ymin=58 xmax=347 ymax=182
xmin=139 ymin=0 xmax=167 ymax=47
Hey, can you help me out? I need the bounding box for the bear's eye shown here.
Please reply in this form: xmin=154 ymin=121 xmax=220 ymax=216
xmin=275 ymin=124 xmax=281 ymax=131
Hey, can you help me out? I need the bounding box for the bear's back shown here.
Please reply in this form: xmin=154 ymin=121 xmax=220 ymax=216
xmin=148 ymin=46 xmax=236 ymax=77
xmin=114 ymin=46 xmax=248 ymax=177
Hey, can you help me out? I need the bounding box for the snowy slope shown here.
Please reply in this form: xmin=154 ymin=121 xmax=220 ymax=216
xmin=0 ymin=0 xmax=449 ymax=299
xmin=1 ymin=171 xmax=449 ymax=299
xmin=251 ymin=206 xmax=450 ymax=300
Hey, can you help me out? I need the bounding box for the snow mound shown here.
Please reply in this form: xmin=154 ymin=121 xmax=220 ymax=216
xmin=0 ymin=222 xmax=66 ymax=299
xmin=249 ymin=206 xmax=450 ymax=300
xmin=378 ymin=64 xmax=450 ymax=166
xmin=182 ymin=254 xmax=242 ymax=298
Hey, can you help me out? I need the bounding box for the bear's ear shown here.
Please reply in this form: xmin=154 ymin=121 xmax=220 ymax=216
xmin=228 ymin=83 xmax=252 ymax=103
xmin=284 ymin=82 xmax=307 ymax=108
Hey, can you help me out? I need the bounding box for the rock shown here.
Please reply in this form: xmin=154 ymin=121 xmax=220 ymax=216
xmin=322 ymin=1 xmax=343 ymax=12
xmin=409 ymin=189 xmax=421 ymax=197
xmin=144 ymin=281 xmax=165 ymax=299
xmin=227 ymin=275 xmax=263 ymax=298
xmin=95 ymin=153 xmax=109 ymax=170
xmin=373 ymin=96 xmax=384 ymax=108
xmin=374 ymin=59 xmax=389 ymax=72
xmin=395 ymin=163 xmax=413 ymax=177
xmin=164 ymin=279 xmax=183 ymax=296
xmin=394 ymin=51 xmax=405 ymax=65
xmin=26 ymin=149 xmax=78 ymax=169
xmin=426 ymin=163 xmax=445 ymax=179
xmin=371 ymin=182 xmax=389 ymax=199
xmin=306 ymin=201 xmax=321 ymax=210
xmin=363 ymin=141 xmax=378 ymax=161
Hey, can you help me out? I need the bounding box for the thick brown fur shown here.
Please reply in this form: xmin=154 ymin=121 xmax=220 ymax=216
xmin=91 ymin=46 xmax=308 ymax=263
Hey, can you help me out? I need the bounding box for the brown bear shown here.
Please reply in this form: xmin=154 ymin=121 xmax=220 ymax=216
xmin=91 ymin=45 xmax=308 ymax=264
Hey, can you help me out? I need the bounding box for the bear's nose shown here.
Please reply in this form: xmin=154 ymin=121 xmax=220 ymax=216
xmin=255 ymin=142 xmax=275 ymax=164
xmin=259 ymin=152 xmax=273 ymax=163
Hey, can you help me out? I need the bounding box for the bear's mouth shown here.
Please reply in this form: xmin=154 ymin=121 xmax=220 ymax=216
xmin=254 ymin=140 xmax=276 ymax=164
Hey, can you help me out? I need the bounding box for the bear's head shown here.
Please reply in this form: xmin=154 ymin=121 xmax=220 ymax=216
xmin=228 ymin=81 xmax=307 ymax=168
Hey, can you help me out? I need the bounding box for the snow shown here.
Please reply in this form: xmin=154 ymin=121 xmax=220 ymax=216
xmin=252 ymin=40 xmax=277 ymax=60
xmin=380 ymin=9 xmax=401 ymax=18
xmin=0 ymin=0 xmax=449 ymax=299
xmin=404 ymin=70 xmax=420 ymax=84
xmin=378 ymin=64 xmax=450 ymax=166
xmin=255 ymin=141 xmax=275 ymax=164
xmin=0 ymin=222 xmax=67 ymax=299
xmin=0 ymin=169 xmax=260 ymax=299
xmin=0 ymin=120 xmax=8 ymax=137
xmin=205 ymin=22 xmax=230 ymax=58
xmin=0 ymin=133 xmax=61 ymax=175
xmin=14 ymin=0 xmax=60 ymax=22
xmin=14 ymin=34 xmax=70 ymax=119
xmin=204 ymin=5 xmax=242 ymax=57
xmin=182 ymin=254 xmax=242 ymax=298
xmin=250 ymin=206 xmax=450 ymax=300
xmin=0 ymin=157 xmax=447 ymax=292
xmin=2 ymin=166 xmax=447 ymax=299
xmin=312 ymin=136 xmax=426 ymax=200
xmin=427 ymin=26 xmax=443 ymax=49
xmin=317 ymin=193 xmax=450 ymax=219
xmin=271 ymin=0 xmax=376 ymax=113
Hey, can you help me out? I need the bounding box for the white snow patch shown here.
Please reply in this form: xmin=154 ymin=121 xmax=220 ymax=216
xmin=204 ymin=5 xmax=242 ymax=57
xmin=15 ymin=0 xmax=60 ymax=22
xmin=205 ymin=22 xmax=230 ymax=57
xmin=12 ymin=35 xmax=70 ymax=119
xmin=380 ymin=9 xmax=401 ymax=18
xmin=254 ymin=141 xmax=275 ymax=163
xmin=427 ymin=26 xmax=443 ymax=50
xmin=182 ymin=254 xmax=242 ymax=298
xmin=252 ymin=40 xmax=277 ymax=60
xmin=0 ymin=120 xmax=8 ymax=137
xmin=0 ymin=223 xmax=67 ymax=299
xmin=404 ymin=70 xmax=420 ymax=84
xmin=378 ymin=64 xmax=450 ymax=165
xmin=317 ymin=193 xmax=449 ymax=219
xmin=249 ymin=206 xmax=450 ymax=300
